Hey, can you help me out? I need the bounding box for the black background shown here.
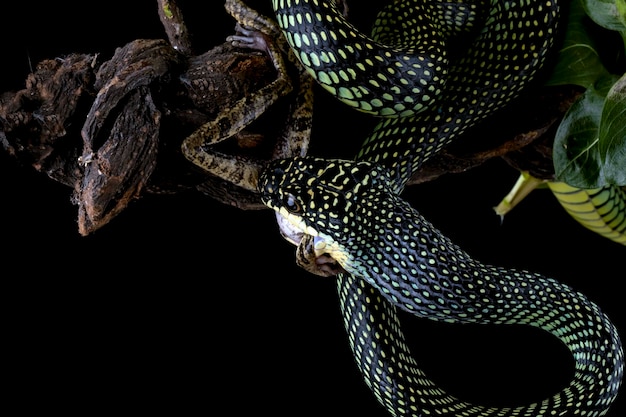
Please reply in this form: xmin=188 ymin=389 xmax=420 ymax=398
xmin=2 ymin=1 xmax=624 ymax=415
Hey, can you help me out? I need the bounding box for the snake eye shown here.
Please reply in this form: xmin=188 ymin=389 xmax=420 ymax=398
xmin=283 ymin=193 xmax=302 ymax=213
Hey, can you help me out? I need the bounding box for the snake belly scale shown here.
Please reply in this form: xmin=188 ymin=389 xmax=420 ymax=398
xmin=260 ymin=0 xmax=624 ymax=416
xmin=548 ymin=182 xmax=626 ymax=246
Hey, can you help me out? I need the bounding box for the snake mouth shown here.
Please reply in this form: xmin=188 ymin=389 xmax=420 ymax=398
xmin=297 ymin=235 xmax=346 ymax=277
xmin=311 ymin=253 xmax=346 ymax=277
xmin=275 ymin=212 xmax=306 ymax=246
xmin=274 ymin=213 xmax=345 ymax=277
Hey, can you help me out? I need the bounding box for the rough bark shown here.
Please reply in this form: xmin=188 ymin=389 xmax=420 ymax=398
xmin=0 ymin=0 xmax=579 ymax=235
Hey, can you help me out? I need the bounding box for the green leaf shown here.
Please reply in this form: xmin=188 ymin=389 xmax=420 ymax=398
xmin=598 ymin=73 xmax=626 ymax=184
xmin=553 ymin=74 xmax=625 ymax=187
xmin=617 ymin=0 xmax=626 ymax=27
xmin=581 ymin=0 xmax=626 ymax=31
xmin=545 ymin=0 xmax=608 ymax=87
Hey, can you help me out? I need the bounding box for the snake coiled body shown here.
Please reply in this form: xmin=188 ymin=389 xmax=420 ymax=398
xmin=261 ymin=0 xmax=624 ymax=415
xmin=273 ymin=0 xmax=561 ymax=192
xmin=260 ymin=158 xmax=623 ymax=416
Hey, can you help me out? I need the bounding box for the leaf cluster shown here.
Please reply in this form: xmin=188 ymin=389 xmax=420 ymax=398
xmin=548 ymin=0 xmax=626 ymax=187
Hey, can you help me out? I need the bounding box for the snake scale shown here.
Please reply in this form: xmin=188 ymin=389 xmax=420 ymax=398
xmin=258 ymin=0 xmax=624 ymax=416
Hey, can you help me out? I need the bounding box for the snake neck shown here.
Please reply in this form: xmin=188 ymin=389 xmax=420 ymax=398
xmin=335 ymin=190 xmax=624 ymax=415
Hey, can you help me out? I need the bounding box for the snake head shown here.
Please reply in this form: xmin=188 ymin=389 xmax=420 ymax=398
xmin=258 ymin=156 xmax=394 ymax=252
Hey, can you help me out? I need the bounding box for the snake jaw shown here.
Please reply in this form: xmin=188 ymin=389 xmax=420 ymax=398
xmin=295 ymin=234 xmax=346 ymax=277
xmin=274 ymin=211 xmax=305 ymax=246
xmin=272 ymin=208 xmax=348 ymax=277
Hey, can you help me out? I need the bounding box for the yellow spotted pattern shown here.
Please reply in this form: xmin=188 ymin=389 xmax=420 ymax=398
xmin=273 ymin=0 xmax=449 ymax=117
xmin=354 ymin=0 xmax=563 ymax=193
xmin=260 ymin=157 xmax=624 ymax=417
xmin=262 ymin=1 xmax=625 ymax=416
